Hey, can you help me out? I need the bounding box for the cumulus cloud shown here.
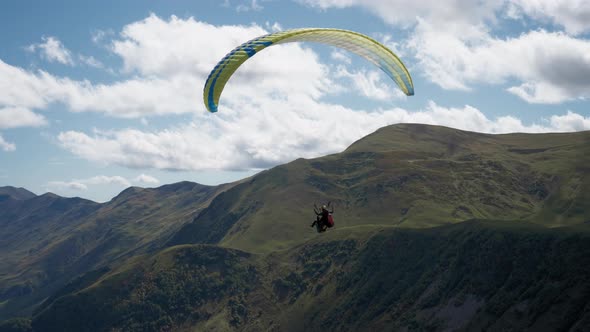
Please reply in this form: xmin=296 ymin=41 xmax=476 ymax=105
xmin=110 ymin=14 xmax=268 ymax=78
xmin=84 ymin=175 xmax=131 ymax=186
xmin=46 ymin=181 xmax=88 ymax=191
xmin=134 ymin=174 xmax=160 ymax=184
xmin=26 ymin=36 xmax=104 ymax=69
xmin=0 ymin=59 xmax=55 ymax=110
xmin=330 ymin=50 xmax=351 ymax=64
xmin=57 ymin=100 xmax=590 ymax=171
xmin=0 ymin=58 xmax=203 ymax=118
xmin=300 ymin=0 xmax=590 ymax=35
xmin=334 ymin=66 xmax=406 ymax=101
xmin=547 ymin=111 xmax=590 ymax=131
xmin=0 ymin=134 xmax=15 ymax=152
xmin=27 ymin=36 xmax=74 ymax=65
xmin=508 ymin=0 xmax=590 ymax=35
xmin=56 ymin=103 xmax=390 ymax=171
xmin=299 ymin=0 xmax=503 ymax=31
xmin=409 ymin=24 xmax=590 ymax=103
xmin=0 ymin=107 xmax=47 ymax=129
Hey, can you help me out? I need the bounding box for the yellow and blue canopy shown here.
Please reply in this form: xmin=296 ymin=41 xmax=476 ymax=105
xmin=204 ymin=28 xmax=414 ymax=113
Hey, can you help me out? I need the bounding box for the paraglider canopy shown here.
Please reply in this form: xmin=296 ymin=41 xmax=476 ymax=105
xmin=203 ymin=28 xmax=414 ymax=113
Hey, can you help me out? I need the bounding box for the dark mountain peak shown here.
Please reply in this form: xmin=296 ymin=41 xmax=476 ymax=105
xmin=110 ymin=186 xmax=145 ymax=202
xmin=156 ymin=181 xmax=207 ymax=194
xmin=38 ymin=192 xmax=60 ymax=200
xmin=31 ymin=192 xmax=99 ymax=210
xmin=110 ymin=181 xmax=214 ymax=204
xmin=0 ymin=186 xmax=37 ymax=200
xmin=109 ymin=181 xmax=206 ymax=203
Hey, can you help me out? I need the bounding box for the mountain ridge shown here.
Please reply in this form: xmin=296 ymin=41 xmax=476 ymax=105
xmin=0 ymin=187 xmax=36 ymax=201
xmin=170 ymin=123 xmax=590 ymax=253
xmin=0 ymin=180 xmax=238 ymax=320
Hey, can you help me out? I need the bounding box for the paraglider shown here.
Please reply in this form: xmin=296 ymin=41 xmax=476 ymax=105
xmin=203 ymin=28 xmax=414 ymax=113
xmin=311 ymin=202 xmax=334 ymax=233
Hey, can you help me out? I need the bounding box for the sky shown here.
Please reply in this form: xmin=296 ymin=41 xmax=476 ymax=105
xmin=1 ymin=0 xmax=589 ymax=202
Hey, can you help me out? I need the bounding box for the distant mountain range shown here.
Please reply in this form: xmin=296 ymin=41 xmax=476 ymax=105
xmin=0 ymin=181 xmax=238 ymax=321
xmin=1 ymin=124 xmax=589 ymax=331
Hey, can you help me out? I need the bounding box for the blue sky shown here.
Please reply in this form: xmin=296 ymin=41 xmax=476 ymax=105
xmin=1 ymin=0 xmax=589 ymax=202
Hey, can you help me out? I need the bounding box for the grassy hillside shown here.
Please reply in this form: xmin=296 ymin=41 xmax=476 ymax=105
xmin=0 ymin=182 xmax=236 ymax=320
xmin=172 ymin=124 xmax=590 ymax=253
xmin=31 ymin=221 xmax=590 ymax=331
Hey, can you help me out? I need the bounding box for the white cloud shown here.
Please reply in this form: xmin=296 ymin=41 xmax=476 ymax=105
xmin=330 ymin=50 xmax=351 ymax=64
xmin=0 ymin=59 xmax=56 ymax=109
xmin=548 ymin=110 xmax=590 ymax=131
xmin=26 ymin=36 xmax=103 ymax=68
xmin=507 ymin=81 xmax=573 ymax=104
xmin=46 ymin=181 xmax=88 ymax=191
xmin=300 ymin=0 xmax=590 ymax=36
xmin=0 ymin=58 xmax=203 ymax=118
xmin=409 ymin=24 xmax=590 ymax=103
xmin=110 ymin=14 xmax=265 ymax=77
xmin=84 ymin=175 xmax=131 ymax=186
xmin=508 ymin=0 xmax=590 ymax=35
xmin=236 ymin=0 xmax=264 ymax=12
xmin=265 ymin=21 xmax=283 ymax=32
xmin=334 ymin=66 xmax=405 ymax=101
xmin=0 ymin=107 xmax=47 ymax=129
xmin=134 ymin=174 xmax=160 ymax=184
xmin=28 ymin=36 xmax=74 ymax=65
xmin=299 ymin=0 xmax=503 ymax=31
xmin=57 ymin=99 xmax=590 ymax=171
xmin=63 ymin=75 xmax=204 ymax=118
xmin=56 ymin=103 xmax=393 ymax=171
xmin=0 ymin=134 xmax=15 ymax=152
xmin=78 ymin=54 xmax=104 ymax=68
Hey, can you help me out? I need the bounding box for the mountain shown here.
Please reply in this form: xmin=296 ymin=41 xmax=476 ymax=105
xmin=0 ymin=187 xmax=36 ymax=201
xmin=0 ymin=181 xmax=237 ymax=320
xmin=2 ymin=124 xmax=589 ymax=331
xmin=171 ymin=124 xmax=590 ymax=253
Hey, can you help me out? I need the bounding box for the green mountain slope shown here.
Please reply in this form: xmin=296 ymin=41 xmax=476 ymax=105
xmin=0 ymin=182 xmax=235 ymax=320
xmin=172 ymin=124 xmax=590 ymax=253
xmin=32 ymin=221 xmax=590 ymax=332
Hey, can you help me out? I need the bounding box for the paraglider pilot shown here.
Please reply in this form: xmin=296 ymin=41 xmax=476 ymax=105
xmin=311 ymin=202 xmax=334 ymax=233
